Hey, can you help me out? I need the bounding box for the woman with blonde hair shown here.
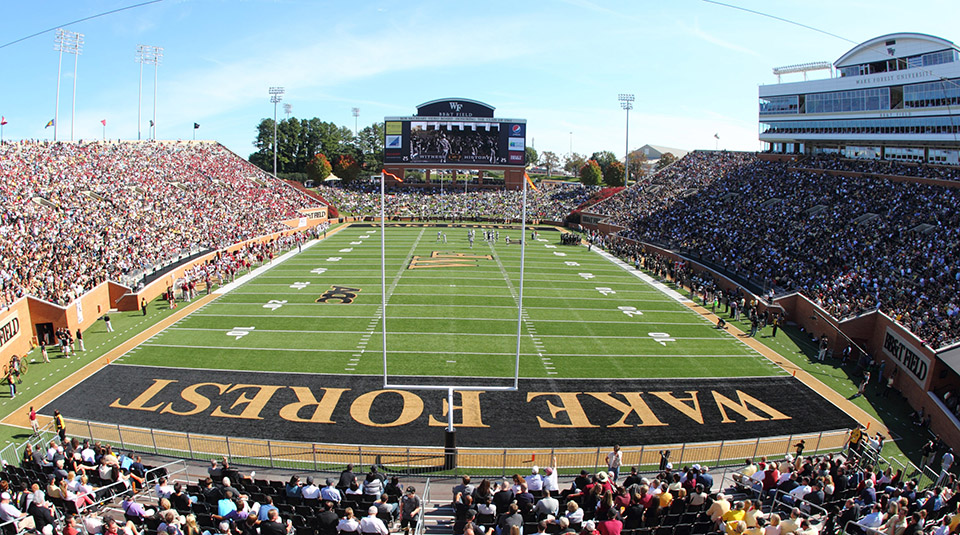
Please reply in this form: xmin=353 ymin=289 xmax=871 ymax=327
xmin=763 ymin=514 xmax=781 ymax=535
xmin=183 ymin=515 xmax=200 ymax=535
xmin=337 ymin=507 xmax=359 ymax=533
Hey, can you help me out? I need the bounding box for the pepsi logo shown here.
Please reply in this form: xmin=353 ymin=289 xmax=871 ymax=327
xmin=511 ymin=125 xmax=522 ymax=134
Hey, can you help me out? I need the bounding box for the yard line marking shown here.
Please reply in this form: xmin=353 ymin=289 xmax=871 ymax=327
xmin=485 ymin=240 xmax=554 ymax=375
xmin=201 ymin=303 xmax=698 ymax=314
xmin=137 ymin=344 xmax=755 ymax=358
xmin=349 ymin=227 xmax=427 ymax=372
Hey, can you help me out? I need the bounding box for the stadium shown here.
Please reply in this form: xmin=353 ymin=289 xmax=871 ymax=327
xmin=1 ymin=2 xmax=960 ymax=535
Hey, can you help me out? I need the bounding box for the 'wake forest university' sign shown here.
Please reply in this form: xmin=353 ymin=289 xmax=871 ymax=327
xmin=45 ymin=366 xmax=856 ymax=447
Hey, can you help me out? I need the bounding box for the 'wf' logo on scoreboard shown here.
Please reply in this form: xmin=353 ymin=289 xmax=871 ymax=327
xmin=449 ymin=102 xmax=463 ymax=112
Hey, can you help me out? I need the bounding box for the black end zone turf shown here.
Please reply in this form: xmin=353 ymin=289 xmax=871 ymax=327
xmin=42 ymin=365 xmax=855 ymax=448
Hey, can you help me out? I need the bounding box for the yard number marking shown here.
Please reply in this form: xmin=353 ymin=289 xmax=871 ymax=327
xmin=579 ymin=273 xmax=595 ymax=280
xmin=618 ymin=306 xmax=643 ymax=317
xmin=327 ymin=257 xmax=342 ymax=262
xmin=310 ymin=268 xmax=328 ymax=275
xmin=553 ymin=252 xmax=567 ymax=257
xmin=564 ymin=261 xmax=580 ymax=267
xmin=339 ymin=248 xmax=353 ymax=253
xmin=290 ymin=281 xmax=311 ymax=290
xmin=596 ymin=287 xmax=616 ymax=296
xmin=226 ymin=327 xmax=255 ymax=340
xmin=263 ymin=300 xmax=287 ymax=311
xmin=648 ymin=332 xmax=676 ymax=345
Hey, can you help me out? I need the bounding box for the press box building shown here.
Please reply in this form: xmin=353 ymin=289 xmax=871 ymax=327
xmin=759 ymin=32 xmax=960 ymax=164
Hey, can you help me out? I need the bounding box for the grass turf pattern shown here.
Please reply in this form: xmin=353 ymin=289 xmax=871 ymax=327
xmin=117 ymin=225 xmax=785 ymax=380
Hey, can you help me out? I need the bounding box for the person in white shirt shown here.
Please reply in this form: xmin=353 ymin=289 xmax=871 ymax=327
xmin=359 ymin=506 xmax=388 ymax=535
xmin=542 ymin=456 xmax=560 ymax=493
xmin=337 ymin=507 xmax=360 ymax=533
xmin=526 ymin=467 xmax=543 ymax=492
xmin=301 ymin=477 xmax=321 ymax=500
xmin=155 ymin=477 xmax=175 ymax=500
xmin=607 ymin=446 xmax=623 ymax=482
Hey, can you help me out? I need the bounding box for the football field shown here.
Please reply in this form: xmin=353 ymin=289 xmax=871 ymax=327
xmin=115 ymin=223 xmax=785 ymax=381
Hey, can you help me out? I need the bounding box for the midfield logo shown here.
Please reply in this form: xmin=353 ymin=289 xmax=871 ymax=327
xmin=408 ymin=251 xmax=493 ymax=269
xmin=316 ymin=285 xmax=362 ymax=304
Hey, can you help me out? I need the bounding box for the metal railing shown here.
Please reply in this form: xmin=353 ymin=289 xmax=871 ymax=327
xmin=769 ymin=489 xmax=828 ymax=519
xmin=56 ymin=415 xmax=851 ymax=478
xmin=413 ymin=478 xmax=430 ymax=535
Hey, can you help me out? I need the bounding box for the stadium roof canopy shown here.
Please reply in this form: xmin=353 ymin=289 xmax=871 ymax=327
xmin=834 ymin=32 xmax=959 ymax=68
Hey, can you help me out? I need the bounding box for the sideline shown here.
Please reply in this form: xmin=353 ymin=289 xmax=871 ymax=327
xmin=1 ymin=225 xmax=353 ymax=431
xmin=588 ymin=242 xmax=887 ymax=435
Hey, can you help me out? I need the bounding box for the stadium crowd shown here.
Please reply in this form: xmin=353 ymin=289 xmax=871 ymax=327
xmin=591 ymin=152 xmax=960 ymax=349
xmin=585 ymin=152 xmax=756 ymax=227
xmin=0 ymin=141 xmax=316 ymax=307
xmin=796 ymin=155 xmax=960 ymax=182
xmin=10 ymin=429 xmax=960 ymax=535
xmin=314 ymin=181 xmax=596 ymax=223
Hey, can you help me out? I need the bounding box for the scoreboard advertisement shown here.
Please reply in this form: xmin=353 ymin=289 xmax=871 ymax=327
xmin=384 ymin=117 xmax=527 ymax=167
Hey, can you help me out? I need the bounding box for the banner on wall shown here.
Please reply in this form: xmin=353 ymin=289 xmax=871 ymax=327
xmin=0 ymin=312 xmax=21 ymax=351
xmin=882 ymin=327 xmax=930 ymax=387
xmin=76 ymin=301 xmax=84 ymax=324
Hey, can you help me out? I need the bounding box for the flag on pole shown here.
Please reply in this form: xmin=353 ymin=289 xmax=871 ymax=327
xmin=100 ymin=119 xmax=107 ymax=126
xmin=45 ymin=119 xmax=55 ymax=128
xmin=714 ymin=133 xmax=719 ymax=139
xmin=194 ymin=123 xmax=200 ymax=129
xmin=381 ymin=169 xmax=403 ymax=183
xmin=523 ymin=171 xmax=539 ymax=191
xmin=149 ymin=120 xmax=155 ymax=127
xmin=0 ymin=117 xmax=7 ymax=126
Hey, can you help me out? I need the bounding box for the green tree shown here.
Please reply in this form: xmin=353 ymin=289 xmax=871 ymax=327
xmin=589 ymin=150 xmax=618 ymax=173
xmin=603 ymin=160 xmax=625 ymax=187
xmin=355 ymin=122 xmax=384 ymax=173
xmin=564 ymin=152 xmax=586 ymax=176
xmin=333 ymin=153 xmax=361 ymax=182
xmin=306 ymin=153 xmax=332 ymax=182
xmin=627 ymin=149 xmax=648 ymax=182
xmin=656 ymin=152 xmax=678 ymax=170
xmin=579 ymin=160 xmax=602 ymax=185
xmin=539 ymin=151 xmax=560 ymax=177
xmin=525 ymin=146 xmax=538 ymax=167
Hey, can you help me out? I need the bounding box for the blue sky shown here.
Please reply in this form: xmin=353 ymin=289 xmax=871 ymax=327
xmin=0 ymin=0 xmax=957 ymax=160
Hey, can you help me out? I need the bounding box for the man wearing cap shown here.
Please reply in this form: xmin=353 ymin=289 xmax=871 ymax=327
xmin=606 ymin=445 xmax=623 ymax=483
xmin=0 ymin=491 xmax=35 ymax=531
xmin=542 ymin=455 xmax=559 ymax=494
xmin=526 ymin=466 xmax=544 ymax=493
xmin=302 ymin=477 xmax=321 ymax=500
xmin=399 ymin=486 xmax=422 ymax=535
xmin=594 ymin=471 xmax=613 ymax=494
xmin=321 ymin=478 xmax=342 ymax=503
xmin=360 ymin=506 xmax=389 ymax=535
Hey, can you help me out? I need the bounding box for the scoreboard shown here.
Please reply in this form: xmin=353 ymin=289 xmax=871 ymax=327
xmin=384 ymin=117 xmax=527 ymax=167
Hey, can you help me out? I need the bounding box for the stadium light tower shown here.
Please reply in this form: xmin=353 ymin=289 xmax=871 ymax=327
xmin=283 ymin=102 xmax=292 ymax=119
xmin=53 ymin=29 xmax=83 ymax=142
xmin=352 ymin=107 xmax=360 ymax=136
xmin=136 ymin=45 xmax=163 ymax=140
xmin=619 ymin=94 xmax=635 ymax=183
xmin=269 ymin=86 xmax=285 ymax=176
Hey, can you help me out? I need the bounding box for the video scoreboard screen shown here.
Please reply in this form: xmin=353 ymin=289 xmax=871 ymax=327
xmin=384 ymin=118 xmax=527 ymax=167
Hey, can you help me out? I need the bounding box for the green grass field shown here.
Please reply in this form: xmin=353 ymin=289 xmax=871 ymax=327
xmin=115 ymin=224 xmax=784 ymax=381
